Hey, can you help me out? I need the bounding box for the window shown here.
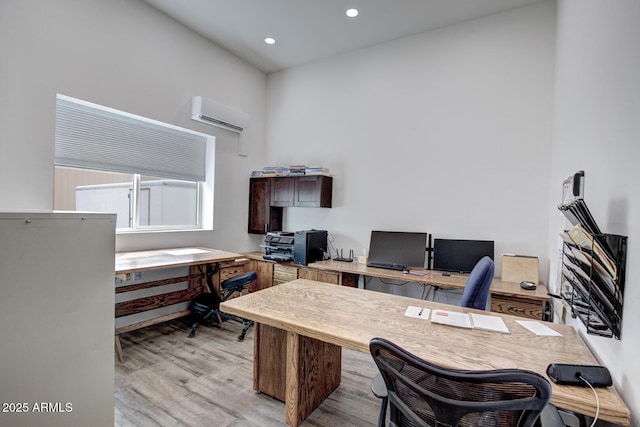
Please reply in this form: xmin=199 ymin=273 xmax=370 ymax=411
xmin=54 ymin=94 xmax=214 ymax=232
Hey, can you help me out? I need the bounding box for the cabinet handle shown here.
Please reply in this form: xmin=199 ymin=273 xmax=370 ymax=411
xmin=512 ymin=307 xmax=525 ymax=313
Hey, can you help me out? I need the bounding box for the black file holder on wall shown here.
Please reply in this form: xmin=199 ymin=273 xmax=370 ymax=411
xmin=558 ymin=172 xmax=627 ymax=339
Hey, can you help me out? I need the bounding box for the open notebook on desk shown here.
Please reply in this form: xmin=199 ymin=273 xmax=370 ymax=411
xmin=431 ymin=309 xmax=510 ymax=334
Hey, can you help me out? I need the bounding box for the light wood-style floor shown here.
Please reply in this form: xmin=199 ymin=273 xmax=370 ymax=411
xmin=115 ymin=318 xmax=382 ymax=426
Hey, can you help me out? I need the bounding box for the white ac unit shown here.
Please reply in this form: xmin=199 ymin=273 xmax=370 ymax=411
xmin=191 ymin=96 xmax=248 ymax=133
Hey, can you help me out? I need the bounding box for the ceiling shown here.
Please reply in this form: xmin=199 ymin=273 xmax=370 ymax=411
xmin=143 ymin=0 xmax=545 ymax=74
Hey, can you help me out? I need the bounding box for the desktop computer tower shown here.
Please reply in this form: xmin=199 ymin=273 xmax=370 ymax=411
xmin=293 ymin=230 xmax=327 ymax=265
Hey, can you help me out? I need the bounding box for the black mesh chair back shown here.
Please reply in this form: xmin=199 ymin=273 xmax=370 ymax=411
xmin=370 ymin=338 xmax=552 ymax=427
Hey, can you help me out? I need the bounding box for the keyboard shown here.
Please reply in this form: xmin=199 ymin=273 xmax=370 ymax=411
xmin=367 ymin=261 xmax=406 ymax=271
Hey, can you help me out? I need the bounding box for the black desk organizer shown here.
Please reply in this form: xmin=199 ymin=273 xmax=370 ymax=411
xmin=558 ymin=173 xmax=627 ymax=339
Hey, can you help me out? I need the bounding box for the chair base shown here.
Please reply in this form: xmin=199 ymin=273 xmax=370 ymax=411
xmin=188 ymin=271 xmax=257 ymax=341
xmin=188 ymin=312 xmax=254 ymax=341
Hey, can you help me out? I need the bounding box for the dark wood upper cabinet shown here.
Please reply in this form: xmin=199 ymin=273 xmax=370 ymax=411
xmin=248 ymin=176 xmax=332 ymax=234
xmin=248 ymin=178 xmax=283 ymax=234
xmin=270 ymin=177 xmax=295 ymax=207
xmin=294 ymin=175 xmax=332 ymax=208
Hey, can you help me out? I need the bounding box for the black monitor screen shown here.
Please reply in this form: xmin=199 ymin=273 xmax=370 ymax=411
xmin=367 ymin=231 xmax=428 ymax=268
xmin=433 ymin=239 xmax=494 ymax=273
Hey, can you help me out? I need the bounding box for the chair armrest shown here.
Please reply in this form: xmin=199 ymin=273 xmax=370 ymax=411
xmin=371 ymin=373 xmax=388 ymax=399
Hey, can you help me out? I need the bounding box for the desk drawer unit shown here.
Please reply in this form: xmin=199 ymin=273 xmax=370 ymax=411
xmin=219 ymin=261 xmax=249 ymax=282
xmin=491 ymin=296 xmax=543 ymax=320
xmin=208 ymin=260 xmax=251 ymax=300
xmin=273 ymin=264 xmax=298 ymax=285
xmin=298 ymin=268 xmax=339 ymax=285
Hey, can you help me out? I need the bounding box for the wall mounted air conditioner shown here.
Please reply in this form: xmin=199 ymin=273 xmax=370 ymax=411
xmin=191 ymin=96 xmax=248 ymax=133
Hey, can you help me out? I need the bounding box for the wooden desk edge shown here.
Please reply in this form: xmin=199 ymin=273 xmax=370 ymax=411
xmin=307 ymin=260 xmax=550 ymax=301
xmin=116 ymin=247 xmax=243 ymax=274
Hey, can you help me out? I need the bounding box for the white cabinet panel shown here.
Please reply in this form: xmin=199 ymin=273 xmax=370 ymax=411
xmin=0 ymin=211 xmax=115 ymax=426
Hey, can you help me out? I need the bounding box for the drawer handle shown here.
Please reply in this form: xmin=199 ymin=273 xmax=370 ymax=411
xmin=512 ymin=307 xmax=526 ymax=313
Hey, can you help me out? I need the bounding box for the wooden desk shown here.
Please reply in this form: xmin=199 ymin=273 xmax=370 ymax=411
xmin=116 ymin=247 xmax=242 ymax=278
xmin=221 ymin=279 xmax=630 ymax=427
xmin=309 ymin=259 xmax=551 ymax=320
xmin=115 ymin=247 xmax=244 ymax=361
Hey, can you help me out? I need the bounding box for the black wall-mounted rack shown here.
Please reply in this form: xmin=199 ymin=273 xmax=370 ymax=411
xmin=558 ymin=172 xmax=627 ymax=339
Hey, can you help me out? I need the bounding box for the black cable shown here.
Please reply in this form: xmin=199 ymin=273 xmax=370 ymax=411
xmin=378 ymin=278 xmax=409 ymax=286
xmin=326 ymin=232 xmax=337 ymax=259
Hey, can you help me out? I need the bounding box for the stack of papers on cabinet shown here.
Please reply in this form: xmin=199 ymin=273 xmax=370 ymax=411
xmin=431 ymin=310 xmax=510 ymax=334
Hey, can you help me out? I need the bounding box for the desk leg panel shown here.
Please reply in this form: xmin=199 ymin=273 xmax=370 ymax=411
xmin=254 ymin=324 xmax=287 ymax=400
xmin=285 ymin=331 xmax=342 ymax=427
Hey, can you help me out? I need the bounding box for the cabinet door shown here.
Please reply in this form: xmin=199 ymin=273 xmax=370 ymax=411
xmin=249 ymin=259 xmax=274 ymax=290
xmin=270 ymin=177 xmax=295 ymax=207
xmin=294 ymin=175 xmax=333 ymax=207
xmin=248 ymin=178 xmax=283 ymax=234
xmin=299 ymin=268 xmax=339 ymax=285
xmin=273 ymin=264 xmax=299 ymax=283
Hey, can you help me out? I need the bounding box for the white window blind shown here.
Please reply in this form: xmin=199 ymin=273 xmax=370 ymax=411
xmin=55 ymin=95 xmax=207 ymax=182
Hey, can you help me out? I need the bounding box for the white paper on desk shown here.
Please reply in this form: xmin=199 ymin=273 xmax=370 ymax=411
xmin=470 ymin=313 xmax=510 ymax=334
xmin=404 ymin=306 xmax=431 ymax=319
xmin=431 ymin=310 xmax=473 ymax=328
xmin=516 ymin=320 xmax=563 ymax=336
xmin=163 ymin=248 xmax=209 ymax=256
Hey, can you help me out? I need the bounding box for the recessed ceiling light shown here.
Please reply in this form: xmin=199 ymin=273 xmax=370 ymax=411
xmin=346 ymin=8 xmax=359 ymax=18
xmin=264 ymin=37 xmax=276 ymax=45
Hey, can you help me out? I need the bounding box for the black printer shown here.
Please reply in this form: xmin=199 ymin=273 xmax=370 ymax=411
xmin=263 ymin=231 xmax=295 ymax=261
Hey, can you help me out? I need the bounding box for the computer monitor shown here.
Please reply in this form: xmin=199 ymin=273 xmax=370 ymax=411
xmin=367 ymin=231 xmax=428 ymax=269
xmin=433 ymin=238 xmax=494 ymax=273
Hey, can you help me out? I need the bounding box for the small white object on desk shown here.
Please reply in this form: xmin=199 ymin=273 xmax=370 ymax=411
xmin=431 ymin=310 xmax=510 ymax=334
xmin=470 ymin=313 xmax=510 ymax=334
xmin=163 ymin=248 xmax=209 ymax=256
xmin=516 ymin=320 xmax=563 ymax=336
xmin=404 ymin=306 xmax=431 ymax=319
xmin=403 ymin=269 xmax=426 ymax=276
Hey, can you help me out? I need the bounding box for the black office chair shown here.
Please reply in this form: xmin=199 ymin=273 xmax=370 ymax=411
xmin=370 ymin=337 xmax=552 ymax=427
xmin=535 ymin=403 xmax=584 ymax=427
xmin=372 ymin=256 xmax=496 ymax=425
xmin=188 ymin=270 xmax=257 ymax=341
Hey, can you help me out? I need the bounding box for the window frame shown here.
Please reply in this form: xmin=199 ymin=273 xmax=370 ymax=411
xmin=54 ymin=94 xmax=215 ymax=233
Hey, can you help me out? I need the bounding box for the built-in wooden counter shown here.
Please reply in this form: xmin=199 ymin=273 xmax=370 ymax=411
xmin=244 ymin=254 xmax=551 ymax=320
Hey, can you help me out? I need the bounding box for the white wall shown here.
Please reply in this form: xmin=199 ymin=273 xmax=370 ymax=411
xmin=0 ymin=0 xmax=267 ymax=253
xmin=266 ymin=2 xmax=556 ymax=278
xmin=549 ymin=0 xmax=640 ymax=424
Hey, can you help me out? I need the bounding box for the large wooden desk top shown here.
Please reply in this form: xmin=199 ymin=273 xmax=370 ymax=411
xmin=308 ymin=259 xmax=550 ymax=301
xmin=115 ymin=247 xmax=243 ymax=275
xmin=221 ymin=279 xmax=630 ymax=426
